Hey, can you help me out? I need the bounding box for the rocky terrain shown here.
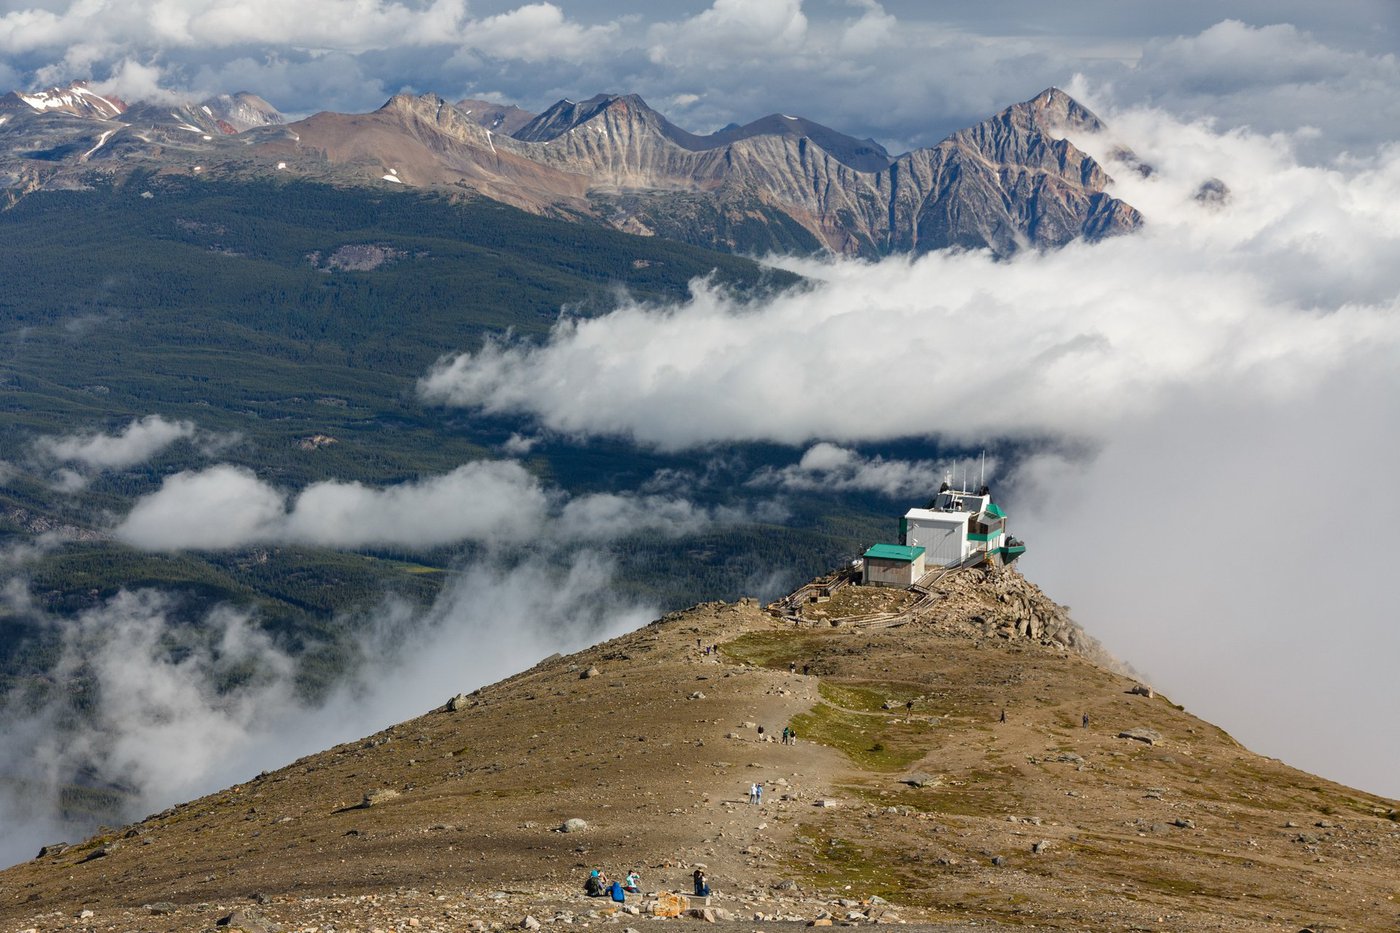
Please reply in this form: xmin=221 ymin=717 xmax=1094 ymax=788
xmin=1 ymin=566 xmax=1396 ymax=932
xmin=0 ymin=84 xmax=1139 ymax=256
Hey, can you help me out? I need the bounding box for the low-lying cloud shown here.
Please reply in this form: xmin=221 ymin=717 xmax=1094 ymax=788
xmin=419 ymin=105 xmax=1400 ymax=797
xmin=115 ymin=459 xmax=738 ymax=551
xmin=33 ymin=414 xmax=196 ymax=470
xmin=0 ymin=549 xmax=653 ymax=868
xmin=748 ymin=443 xmax=970 ymax=499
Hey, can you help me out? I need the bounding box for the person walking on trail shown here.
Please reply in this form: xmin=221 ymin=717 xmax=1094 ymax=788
xmin=755 ymin=782 xmax=763 ymax=805
xmin=781 ymin=726 xmax=790 ymax=745
xmin=748 ymin=782 xmax=758 ymax=804
xmin=1082 ymin=713 xmax=1090 ymax=729
xmin=999 ymin=708 xmax=1006 ymax=723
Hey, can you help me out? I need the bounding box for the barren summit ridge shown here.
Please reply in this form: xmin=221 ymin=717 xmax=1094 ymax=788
xmin=0 ymin=85 xmax=1138 ymax=257
xmin=3 ymin=566 xmax=1396 ymax=932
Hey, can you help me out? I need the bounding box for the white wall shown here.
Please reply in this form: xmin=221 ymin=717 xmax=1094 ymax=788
xmin=904 ymin=517 xmax=967 ymax=566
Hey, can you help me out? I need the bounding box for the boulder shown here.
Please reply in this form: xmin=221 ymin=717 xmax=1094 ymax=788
xmin=361 ymin=788 xmax=400 ymax=807
xmin=447 ymin=694 xmax=470 ymax=712
xmin=520 ymin=916 xmax=541 ymax=931
xmin=1117 ymin=728 xmax=1162 ymax=746
xmin=560 ymin=818 xmax=588 ymax=833
xmin=581 ymin=667 xmax=600 ymax=679
xmin=216 ymin=909 xmax=280 ymax=933
xmin=900 ymin=772 xmax=937 ymax=788
xmin=647 ymin=893 xmax=686 ymax=917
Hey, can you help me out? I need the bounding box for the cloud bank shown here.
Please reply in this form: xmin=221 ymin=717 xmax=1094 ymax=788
xmin=0 ymin=549 xmax=651 ymax=868
xmin=115 ymin=459 xmax=737 ymax=551
xmin=419 ymin=106 xmax=1400 ymax=797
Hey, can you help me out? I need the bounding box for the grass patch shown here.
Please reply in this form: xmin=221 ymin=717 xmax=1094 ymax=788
xmin=790 ymin=697 xmax=933 ymax=772
xmin=791 ymin=825 xmax=906 ymax=900
xmin=721 ymin=631 xmax=829 ymax=669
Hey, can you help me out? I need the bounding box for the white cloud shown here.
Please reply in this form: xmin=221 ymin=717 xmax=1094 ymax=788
xmin=647 ymin=0 xmax=808 ymax=66
xmin=419 ymin=108 xmax=1400 ymax=797
xmin=114 ymin=459 xmax=738 ymax=551
xmin=4 ymin=7 xmax=1394 ymax=159
xmin=458 ymin=3 xmax=617 ymax=63
xmin=0 ymin=549 xmax=651 ymax=868
xmin=1110 ymin=21 xmax=1400 ymax=158
xmin=557 ymin=492 xmax=714 ymax=541
xmin=419 ymin=108 xmax=1400 ymax=450
xmin=117 ymin=464 xmax=287 ymax=549
xmin=283 ymin=461 xmax=548 ymax=548
xmin=748 ymin=443 xmax=963 ymax=499
xmin=33 ymin=414 xmax=197 ymax=471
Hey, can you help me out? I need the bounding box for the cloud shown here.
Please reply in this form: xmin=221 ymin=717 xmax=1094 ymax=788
xmin=419 ymin=107 xmax=1400 ymax=797
xmin=748 ymin=443 xmax=962 ymax=498
xmin=419 ymin=108 xmax=1400 ymax=451
xmin=557 ymin=492 xmax=715 ymax=541
xmin=0 ymin=549 xmax=652 ymax=868
xmin=116 ymin=463 xmax=296 ymax=549
xmin=114 ymin=459 xmax=739 ymax=551
xmin=33 ymin=415 xmax=197 ymax=471
xmin=1106 ymin=20 xmax=1400 ymax=158
xmin=3 ymin=6 xmax=1394 ymax=158
xmin=647 ymin=0 xmax=808 ymax=67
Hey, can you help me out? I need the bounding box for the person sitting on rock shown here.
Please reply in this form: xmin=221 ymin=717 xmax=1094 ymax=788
xmin=584 ymin=870 xmax=605 ymax=897
xmin=624 ymin=870 xmax=641 ymax=893
xmin=693 ymin=869 xmax=710 ymax=897
xmin=609 ymin=878 xmax=626 ymax=903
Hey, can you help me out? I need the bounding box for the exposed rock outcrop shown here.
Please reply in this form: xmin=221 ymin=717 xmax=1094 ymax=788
xmin=931 ymin=564 xmax=1123 ymax=670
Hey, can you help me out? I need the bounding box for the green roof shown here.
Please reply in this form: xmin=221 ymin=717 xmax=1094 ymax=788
xmin=985 ymin=502 xmax=1006 ymax=519
xmin=863 ymin=544 xmax=926 ymax=562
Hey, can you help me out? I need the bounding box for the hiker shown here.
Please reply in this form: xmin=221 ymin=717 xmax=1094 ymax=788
xmin=624 ymin=869 xmax=641 ymax=893
xmin=609 ymin=879 xmax=626 ymax=903
xmin=755 ymin=782 xmax=763 ymax=805
xmin=788 ymin=728 xmax=796 ymax=746
xmin=781 ymin=726 xmax=790 ymax=745
xmin=1082 ymin=713 xmax=1090 ymax=729
xmin=999 ymin=708 xmax=1006 ymax=723
xmin=748 ymin=782 xmax=759 ymax=804
xmin=584 ymin=870 xmax=605 ymax=897
xmin=693 ymin=869 xmax=710 ymax=897
xmin=906 ymin=700 xmax=914 ymax=713
xmin=789 ymin=661 xmax=796 ymax=673
xmin=802 ymin=664 xmax=810 ymax=675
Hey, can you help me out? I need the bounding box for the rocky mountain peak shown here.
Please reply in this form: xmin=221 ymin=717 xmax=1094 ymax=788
xmin=0 ymin=81 xmax=125 ymax=120
xmin=512 ymin=92 xmax=667 ymax=142
xmin=457 ymin=98 xmax=536 ymax=136
xmin=200 ymin=92 xmax=283 ymax=133
xmin=1018 ymin=85 xmax=1105 ymax=134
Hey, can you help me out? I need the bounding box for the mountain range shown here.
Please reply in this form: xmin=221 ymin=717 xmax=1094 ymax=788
xmin=0 ymin=82 xmax=1141 ymax=256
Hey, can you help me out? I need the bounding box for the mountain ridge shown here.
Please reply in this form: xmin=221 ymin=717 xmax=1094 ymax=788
xmin=1 ymin=565 xmax=1396 ymax=931
xmin=0 ymin=83 xmax=1140 ymax=257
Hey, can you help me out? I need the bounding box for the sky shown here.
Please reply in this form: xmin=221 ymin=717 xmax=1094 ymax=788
xmin=2 ymin=0 xmax=1400 ymax=860
xmin=0 ymin=1 xmax=1397 ymax=156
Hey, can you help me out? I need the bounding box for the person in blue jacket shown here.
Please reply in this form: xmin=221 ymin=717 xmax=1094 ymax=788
xmin=693 ymin=869 xmax=710 ymax=896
